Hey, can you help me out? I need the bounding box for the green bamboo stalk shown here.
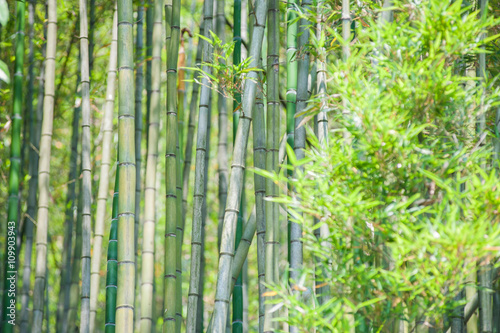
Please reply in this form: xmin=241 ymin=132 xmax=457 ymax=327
xmin=164 ymin=0 xmax=181 ymax=329
xmin=253 ymin=73 xmax=266 ymax=333
xmin=478 ymin=1 xmax=490 ymax=332
xmin=211 ymin=0 xmax=267 ymax=330
xmin=315 ymin=0 xmax=327 ymax=147
xmin=20 ymin=1 xmax=41 ymax=330
xmin=145 ymin=0 xmax=153 ymax=146
xmin=216 ymin=0 xmax=228 ymax=251
xmin=232 ymin=0 xmax=244 ymax=331
xmin=264 ymin=0 xmax=280 ymax=330
xmin=58 ymin=75 xmax=81 ymax=333
xmin=286 ymin=0 xmax=298 ymax=277
xmin=89 ymin=8 xmax=118 ymax=332
xmin=183 ymin=22 xmax=204 ymax=238
xmin=105 ymin=169 xmax=119 ymax=333
xmin=186 ymin=0 xmax=214 ymax=328
xmin=67 ymin=169 xmax=83 ymax=331
xmin=2 ymin=1 xmax=24 ymax=331
xmin=89 ymin=0 xmax=95 ymax=74
xmin=115 ymin=0 xmax=137 ymax=330
xmin=134 ymin=9 xmax=144 ymax=333
xmin=140 ymin=0 xmax=162 ymax=331
xmin=80 ymin=0 xmax=92 ymax=329
xmin=134 ymin=4 xmax=144 ymax=326
xmin=291 ymin=0 xmax=311 ymax=328
xmin=32 ymin=0 xmax=57 ymax=330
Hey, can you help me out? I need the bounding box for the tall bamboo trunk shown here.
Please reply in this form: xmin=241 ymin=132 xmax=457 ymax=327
xmin=140 ymin=0 xmax=162 ymax=330
xmin=134 ymin=4 xmax=144 ymax=328
xmin=211 ymin=0 xmax=268 ymax=330
xmin=145 ymin=0 xmax=153 ymax=146
xmin=264 ymin=0 xmax=280 ymax=331
xmin=253 ymin=73 xmax=266 ymax=333
xmin=58 ymin=76 xmax=81 ymax=333
xmin=164 ymin=0 xmax=182 ymax=329
xmin=115 ymin=0 xmax=137 ymax=331
xmin=79 ymin=0 xmax=93 ymax=329
xmin=20 ymin=1 xmax=42 ymax=330
xmin=315 ymin=0 xmax=328 ymax=147
xmin=232 ymin=0 xmax=244 ymax=331
xmin=216 ymin=0 xmax=228 ymax=252
xmin=89 ymin=8 xmax=118 ymax=332
xmin=182 ymin=22 xmax=204 ymax=237
xmin=286 ymin=0 xmax=298 ymax=282
xmin=2 ymin=1 xmax=25 ymax=331
xmin=105 ymin=169 xmax=119 ymax=333
xmin=186 ymin=0 xmax=215 ymax=328
xmin=32 ymin=0 xmax=57 ymax=330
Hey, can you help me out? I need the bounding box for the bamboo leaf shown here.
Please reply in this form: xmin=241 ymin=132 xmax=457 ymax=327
xmin=0 ymin=60 xmax=9 ymax=84
xmin=0 ymin=0 xmax=8 ymax=27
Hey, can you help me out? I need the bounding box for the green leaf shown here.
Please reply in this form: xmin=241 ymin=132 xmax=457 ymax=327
xmin=0 ymin=60 xmax=10 ymax=84
xmin=0 ymin=0 xmax=8 ymax=27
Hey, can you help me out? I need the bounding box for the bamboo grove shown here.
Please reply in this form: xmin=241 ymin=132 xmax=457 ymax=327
xmin=3 ymin=0 xmax=500 ymax=332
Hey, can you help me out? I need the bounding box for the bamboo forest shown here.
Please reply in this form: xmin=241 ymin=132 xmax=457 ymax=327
xmin=4 ymin=0 xmax=500 ymax=332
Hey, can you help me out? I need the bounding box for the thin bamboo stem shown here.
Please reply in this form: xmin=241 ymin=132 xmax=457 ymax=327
xmin=32 ymin=0 xmax=57 ymax=330
xmin=186 ymin=0 xmax=214 ymax=329
xmin=134 ymin=3 xmax=144 ymax=328
xmin=90 ymin=8 xmax=118 ymax=332
xmin=115 ymin=0 xmax=137 ymax=330
xmin=166 ymin=0 xmax=182 ymax=329
xmin=140 ymin=0 xmax=162 ymax=331
xmin=211 ymin=0 xmax=267 ymax=330
xmin=20 ymin=1 xmax=41 ymax=330
xmin=105 ymin=169 xmax=119 ymax=333
xmin=2 ymin=1 xmax=25 ymax=331
xmin=79 ymin=0 xmax=92 ymax=328
xmin=264 ymin=0 xmax=280 ymax=330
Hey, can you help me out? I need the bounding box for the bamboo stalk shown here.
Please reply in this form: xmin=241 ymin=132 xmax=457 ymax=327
xmin=105 ymin=170 xmax=119 ymax=333
xmin=115 ymin=0 xmax=137 ymax=330
xmin=286 ymin=0 xmax=298 ymax=282
xmin=253 ymin=72 xmax=266 ymax=333
xmin=186 ymin=0 xmax=215 ymax=328
xmin=2 ymin=1 xmax=25 ymax=331
xmin=145 ymin=0 xmax=153 ymax=146
xmin=20 ymin=1 xmax=42 ymax=330
xmin=315 ymin=0 xmax=328 ymax=147
xmin=68 ymin=172 xmax=83 ymax=331
xmin=134 ymin=3 xmax=144 ymax=328
xmin=79 ymin=0 xmax=93 ymax=329
xmin=216 ymin=0 xmax=228 ymax=251
xmin=90 ymin=8 xmax=118 ymax=332
xmin=210 ymin=0 xmax=268 ymax=330
xmin=32 ymin=0 xmax=57 ymax=330
xmin=140 ymin=0 xmax=162 ymax=331
xmin=183 ymin=22 xmax=204 ymax=239
xmin=264 ymin=0 xmax=280 ymax=330
xmin=58 ymin=75 xmax=81 ymax=333
xmin=165 ymin=0 xmax=182 ymax=329
xmin=233 ymin=0 xmax=245 ymax=331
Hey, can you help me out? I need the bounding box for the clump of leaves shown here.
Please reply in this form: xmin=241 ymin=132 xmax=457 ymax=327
xmin=257 ymin=0 xmax=500 ymax=332
xmin=184 ymin=31 xmax=262 ymax=99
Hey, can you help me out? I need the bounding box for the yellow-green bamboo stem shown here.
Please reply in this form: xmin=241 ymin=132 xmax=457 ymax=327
xmin=90 ymin=8 xmax=117 ymax=332
xmin=211 ymin=0 xmax=268 ymax=330
xmin=140 ymin=0 xmax=162 ymax=331
xmin=32 ymin=0 xmax=57 ymax=331
xmin=115 ymin=0 xmax=137 ymax=331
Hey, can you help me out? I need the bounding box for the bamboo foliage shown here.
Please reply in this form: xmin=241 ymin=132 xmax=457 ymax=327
xmin=90 ymin=8 xmax=118 ymax=332
xmin=116 ymin=0 xmax=137 ymax=330
xmin=186 ymin=0 xmax=214 ymax=329
xmin=32 ymin=0 xmax=57 ymax=330
xmin=211 ymin=0 xmax=268 ymax=330
xmin=2 ymin=0 xmax=24 ymax=331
